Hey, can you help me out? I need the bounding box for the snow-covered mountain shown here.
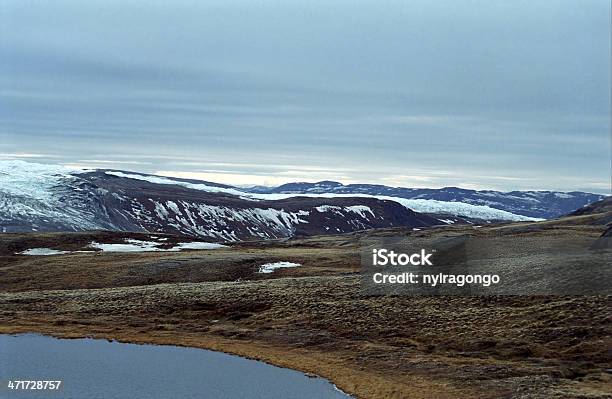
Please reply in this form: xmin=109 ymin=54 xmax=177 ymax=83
xmin=2 ymin=161 xmax=601 ymax=240
xmin=106 ymin=171 xmax=543 ymax=222
xmin=248 ymin=181 xmax=606 ymax=219
xmin=0 ymin=161 xmax=440 ymax=240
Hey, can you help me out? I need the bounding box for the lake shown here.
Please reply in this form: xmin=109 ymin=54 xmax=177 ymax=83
xmin=0 ymin=334 xmax=349 ymax=398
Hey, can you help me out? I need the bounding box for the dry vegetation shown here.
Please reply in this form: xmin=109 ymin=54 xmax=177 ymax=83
xmin=1 ymin=217 xmax=611 ymax=398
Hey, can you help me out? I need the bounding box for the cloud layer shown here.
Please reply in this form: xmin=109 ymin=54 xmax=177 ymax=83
xmin=1 ymin=0 xmax=610 ymax=192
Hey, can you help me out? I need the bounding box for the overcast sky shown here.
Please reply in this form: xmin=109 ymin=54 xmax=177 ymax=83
xmin=1 ymin=0 xmax=610 ymax=192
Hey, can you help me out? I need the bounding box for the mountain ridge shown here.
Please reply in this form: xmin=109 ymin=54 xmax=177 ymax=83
xmin=1 ymin=161 xmax=606 ymax=240
xmin=0 ymin=161 xmax=441 ymax=239
xmin=248 ymin=181 xmax=606 ymax=219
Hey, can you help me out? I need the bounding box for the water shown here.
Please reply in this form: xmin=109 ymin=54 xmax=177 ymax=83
xmin=0 ymin=334 xmax=349 ymax=399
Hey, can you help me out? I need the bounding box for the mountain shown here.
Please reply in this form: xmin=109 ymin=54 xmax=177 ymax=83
xmin=0 ymin=161 xmax=440 ymax=240
xmin=3 ymin=161 xmax=602 ymax=240
xmin=109 ymin=172 xmax=544 ymax=222
xmin=249 ymin=181 xmax=606 ymax=219
xmin=568 ymin=196 xmax=612 ymax=217
xmin=566 ymin=196 xmax=612 ymax=226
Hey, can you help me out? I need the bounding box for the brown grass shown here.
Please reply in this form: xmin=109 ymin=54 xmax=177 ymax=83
xmin=1 ymin=221 xmax=611 ymax=398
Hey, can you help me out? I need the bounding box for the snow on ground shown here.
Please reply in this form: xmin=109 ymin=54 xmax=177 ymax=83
xmin=315 ymin=205 xmax=374 ymax=219
xmin=89 ymin=239 xmax=226 ymax=252
xmin=344 ymin=205 xmax=375 ymax=218
xmin=144 ymin=200 xmax=312 ymax=241
xmin=19 ymin=248 xmax=70 ymax=256
xmin=89 ymin=239 xmax=162 ymax=252
xmin=258 ymin=261 xmax=301 ymax=274
xmin=315 ymin=205 xmax=342 ymax=213
xmin=18 ymin=240 xmax=226 ymax=255
xmin=173 ymin=242 xmax=226 ymax=250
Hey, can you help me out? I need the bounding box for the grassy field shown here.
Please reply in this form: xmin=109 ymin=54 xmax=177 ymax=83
xmin=1 ymin=218 xmax=610 ymax=398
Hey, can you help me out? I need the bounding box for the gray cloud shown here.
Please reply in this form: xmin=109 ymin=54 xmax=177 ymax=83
xmin=1 ymin=0 xmax=610 ymax=193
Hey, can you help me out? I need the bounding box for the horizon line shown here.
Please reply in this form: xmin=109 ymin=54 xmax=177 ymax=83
xmin=2 ymin=158 xmax=609 ymax=195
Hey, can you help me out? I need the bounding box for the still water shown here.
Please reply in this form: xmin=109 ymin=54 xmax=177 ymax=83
xmin=0 ymin=334 xmax=349 ymax=399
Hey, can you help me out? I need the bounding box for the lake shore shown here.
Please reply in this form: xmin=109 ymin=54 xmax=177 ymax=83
xmin=1 ymin=333 xmax=348 ymax=398
xmin=2 ymin=277 xmax=610 ymax=399
xmin=0 ymin=278 xmax=474 ymax=399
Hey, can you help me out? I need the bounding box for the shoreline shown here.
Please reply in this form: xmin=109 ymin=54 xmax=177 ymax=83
xmin=0 ymin=325 xmax=468 ymax=399
xmin=1 ymin=330 xmax=354 ymax=397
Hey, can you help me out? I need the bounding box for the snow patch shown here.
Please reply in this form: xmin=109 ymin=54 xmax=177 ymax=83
xmin=315 ymin=204 xmax=374 ymax=219
xmin=90 ymin=240 xmax=162 ymax=252
xmin=258 ymin=261 xmax=301 ymax=274
xmin=19 ymin=248 xmax=70 ymax=256
xmin=174 ymin=242 xmax=226 ymax=250
xmin=89 ymin=239 xmax=226 ymax=252
xmin=315 ymin=205 xmax=341 ymax=213
xmin=345 ymin=205 xmax=375 ymax=218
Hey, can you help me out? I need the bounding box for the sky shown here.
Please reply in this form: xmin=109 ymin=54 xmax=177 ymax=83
xmin=0 ymin=0 xmax=610 ymax=193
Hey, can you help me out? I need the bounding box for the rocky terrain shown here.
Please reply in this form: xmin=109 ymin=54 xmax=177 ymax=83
xmin=1 ymin=210 xmax=610 ymax=399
